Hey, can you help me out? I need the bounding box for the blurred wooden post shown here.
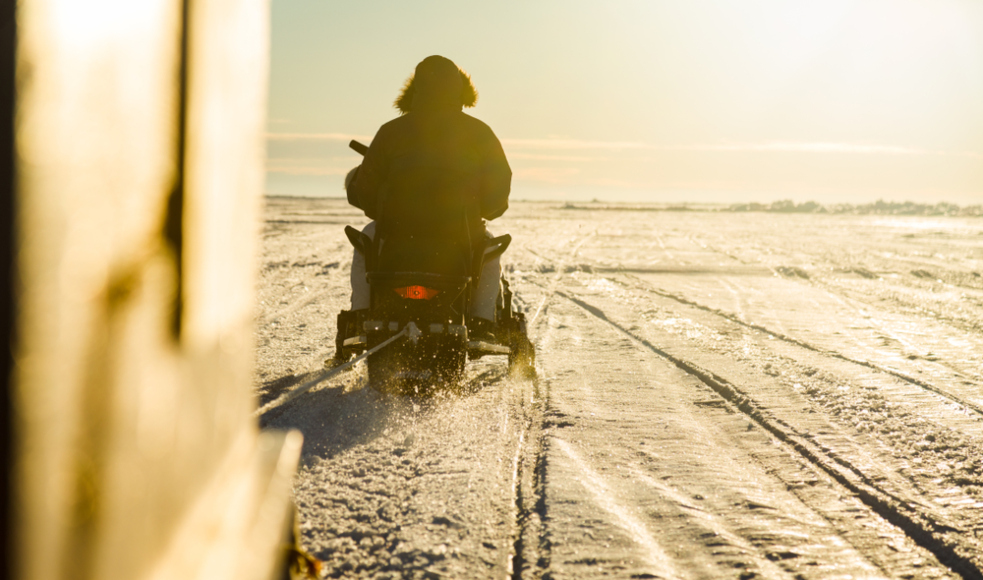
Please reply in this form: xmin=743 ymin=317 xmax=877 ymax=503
xmin=11 ymin=1 xmax=300 ymax=580
xmin=1 ymin=0 xmax=16 ymax=578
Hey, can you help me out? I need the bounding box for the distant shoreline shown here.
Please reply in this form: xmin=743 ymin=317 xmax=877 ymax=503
xmin=559 ymin=199 xmax=983 ymax=217
xmin=265 ymin=194 xmax=982 ymax=217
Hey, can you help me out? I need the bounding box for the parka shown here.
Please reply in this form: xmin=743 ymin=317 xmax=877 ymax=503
xmin=347 ymin=56 xmax=511 ymax=244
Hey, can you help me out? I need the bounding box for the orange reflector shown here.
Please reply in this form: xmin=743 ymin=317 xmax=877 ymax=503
xmin=394 ymin=285 xmax=440 ymax=300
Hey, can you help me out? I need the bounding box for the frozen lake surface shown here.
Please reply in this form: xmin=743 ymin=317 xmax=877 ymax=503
xmin=257 ymin=197 xmax=983 ymax=579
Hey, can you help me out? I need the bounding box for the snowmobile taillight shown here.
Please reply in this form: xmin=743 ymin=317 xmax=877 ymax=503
xmin=394 ymin=285 xmax=440 ymax=300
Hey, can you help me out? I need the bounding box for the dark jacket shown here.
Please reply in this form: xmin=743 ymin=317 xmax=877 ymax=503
xmin=347 ymin=56 xmax=511 ymax=244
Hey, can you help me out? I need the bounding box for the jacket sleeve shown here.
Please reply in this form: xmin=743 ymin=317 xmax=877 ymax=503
xmin=479 ymin=127 xmax=511 ymax=221
xmin=347 ymin=126 xmax=388 ymax=220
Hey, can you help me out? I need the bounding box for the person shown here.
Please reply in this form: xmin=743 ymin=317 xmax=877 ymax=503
xmin=338 ymin=55 xmax=512 ymax=356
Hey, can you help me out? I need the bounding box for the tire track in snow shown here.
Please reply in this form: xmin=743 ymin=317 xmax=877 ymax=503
xmin=615 ymin=273 xmax=983 ymax=420
xmin=520 ymin=246 xmax=983 ymax=432
xmin=555 ymin=289 xmax=983 ymax=580
xmin=622 ymin=466 xmax=806 ymax=580
xmin=553 ymin=439 xmax=681 ymax=579
xmin=506 ymin=233 xmax=597 ymax=580
xmin=525 ymin=273 xmax=923 ymax=579
xmin=263 ymin=287 xmax=331 ymax=325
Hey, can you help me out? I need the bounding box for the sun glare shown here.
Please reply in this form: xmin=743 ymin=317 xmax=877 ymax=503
xmin=266 ymin=0 xmax=983 ymax=203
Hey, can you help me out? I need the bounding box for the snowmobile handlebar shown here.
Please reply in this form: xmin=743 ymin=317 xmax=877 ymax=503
xmin=349 ymin=140 xmax=369 ymax=156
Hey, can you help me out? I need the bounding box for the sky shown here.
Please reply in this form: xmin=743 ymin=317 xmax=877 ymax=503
xmin=266 ymin=0 xmax=983 ymax=205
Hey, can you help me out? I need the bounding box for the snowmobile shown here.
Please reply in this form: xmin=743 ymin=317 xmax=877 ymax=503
xmin=335 ymin=140 xmax=536 ymax=392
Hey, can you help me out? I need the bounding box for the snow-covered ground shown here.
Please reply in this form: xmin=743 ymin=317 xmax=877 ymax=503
xmin=257 ymin=197 xmax=983 ymax=579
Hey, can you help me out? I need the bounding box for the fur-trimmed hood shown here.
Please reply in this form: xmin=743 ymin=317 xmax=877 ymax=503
xmin=394 ymin=55 xmax=478 ymax=114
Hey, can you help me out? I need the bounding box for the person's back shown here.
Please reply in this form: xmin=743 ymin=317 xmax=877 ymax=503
xmin=332 ymin=56 xmax=513 ymax=363
xmin=347 ymin=55 xmax=511 ymax=245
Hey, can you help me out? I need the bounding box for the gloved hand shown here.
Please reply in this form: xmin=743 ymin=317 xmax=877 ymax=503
xmin=345 ymin=166 xmax=361 ymax=209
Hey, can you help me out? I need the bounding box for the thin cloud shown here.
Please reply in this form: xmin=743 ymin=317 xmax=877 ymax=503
xmin=502 ymin=137 xmax=983 ymax=158
xmin=502 ymin=138 xmax=649 ymax=150
xmin=513 ymin=167 xmax=581 ymax=184
xmin=266 ymin=132 xmax=372 ymax=142
xmin=268 ymin=133 xmax=982 ymax=159
xmin=509 ymin=152 xmax=599 ymax=162
xmin=669 ymin=142 xmax=965 ymax=156
xmin=266 ymin=164 xmax=351 ymax=176
xmin=266 ymin=134 xmax=642 ymax=150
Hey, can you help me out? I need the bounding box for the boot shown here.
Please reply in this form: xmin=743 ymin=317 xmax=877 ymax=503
xmin=327 ymin=309 xmax=364 ymax=367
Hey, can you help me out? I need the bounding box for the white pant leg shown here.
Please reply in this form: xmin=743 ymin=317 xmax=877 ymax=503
xmin=350 ymin=222 xmax=375 ymax=310
xmin=472 ymin=230 xmax=502 ymax=323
